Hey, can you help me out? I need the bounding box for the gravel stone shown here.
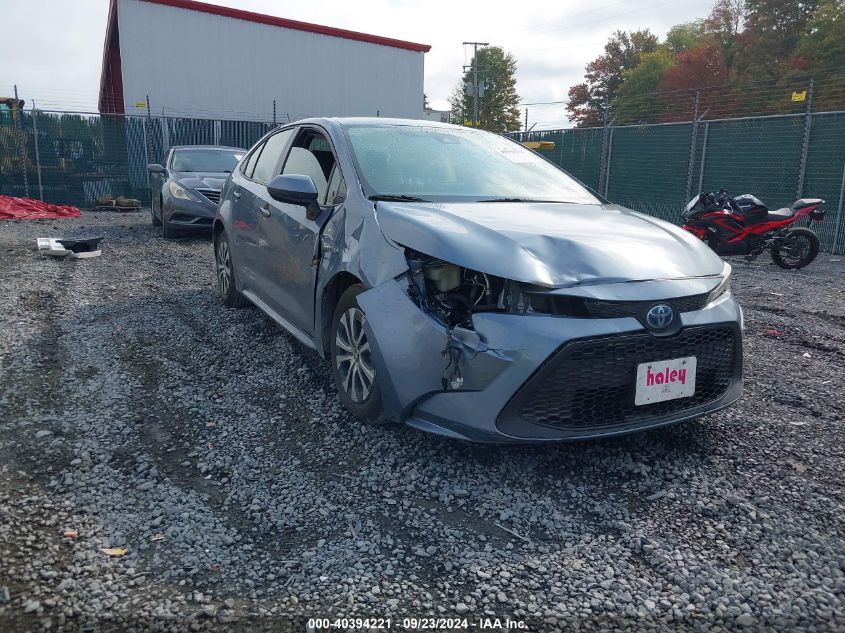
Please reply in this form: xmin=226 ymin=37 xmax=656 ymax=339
xmin=0 ymin=211 xmax=843 ymax=631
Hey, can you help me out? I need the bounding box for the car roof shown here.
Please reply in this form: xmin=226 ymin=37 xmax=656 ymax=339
xmin=170 ymin=145 xmax=245 ymax=151
xmin=295 ymin=117 xmax=462 ymax=131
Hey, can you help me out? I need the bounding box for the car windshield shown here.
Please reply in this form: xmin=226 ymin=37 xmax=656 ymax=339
xmin=344 ymin=124 xmax=600 ymax=204
xmin=171 ymin=149 xmax=244 ymax=173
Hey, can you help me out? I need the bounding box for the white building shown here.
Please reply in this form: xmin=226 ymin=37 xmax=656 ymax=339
xmin=98 ymin=0 xmax=430 ymax=121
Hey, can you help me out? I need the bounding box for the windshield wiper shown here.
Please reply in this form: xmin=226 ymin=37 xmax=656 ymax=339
xmin=369 ymin=194 xmax=430 ymax=202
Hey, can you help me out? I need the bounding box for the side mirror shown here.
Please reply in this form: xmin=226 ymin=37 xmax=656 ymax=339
xmin=267 ymin=174 xmax=321 ymax=220
xmin=147 ymin=163 xmax=166 ymax=174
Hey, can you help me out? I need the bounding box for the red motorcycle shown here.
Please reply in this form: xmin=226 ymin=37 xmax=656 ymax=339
xmin=681 ymin=190 xmax=826 ymax=269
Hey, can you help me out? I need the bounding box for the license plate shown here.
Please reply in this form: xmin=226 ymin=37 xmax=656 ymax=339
xmin=635 ymin=356 xmax=697 ymax=406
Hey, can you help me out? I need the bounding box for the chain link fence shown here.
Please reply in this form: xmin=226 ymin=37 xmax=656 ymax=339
xmin=0 ymin=110 xmax=276 ymax=207
xmin=2 ymin=105 xmax=844 ymax=254
xmin=514 ymin=109 xmax=845 ymax=255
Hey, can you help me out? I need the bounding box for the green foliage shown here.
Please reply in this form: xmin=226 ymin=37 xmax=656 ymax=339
xmin=666 ymin=21 xmax=707 ymax=53
xmin=797 ymin=0 xmax=845 ymax=69
xmin=448 ymin=46 xmax=522 ymax=132
xmin=612 ymin=49 xmax=677 ymax=123
xmin=568 ymin=0 xmax=844 ymax=126
xmin=704 ymin=0 xmax=745 ymax=72
xmin=737 ymin=0 xmax=820 ymax=75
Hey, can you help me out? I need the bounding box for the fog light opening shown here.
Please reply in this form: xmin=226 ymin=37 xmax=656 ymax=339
xmin=442 ymin=345 xmax=464 ymax=391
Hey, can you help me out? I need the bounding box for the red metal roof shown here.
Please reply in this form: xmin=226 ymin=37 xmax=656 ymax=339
xmin=140 ymin=0 xmax=431 ymax=52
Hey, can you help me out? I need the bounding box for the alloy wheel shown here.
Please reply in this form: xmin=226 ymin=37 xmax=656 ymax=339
xmin=334 ymin=307 xmax=375 ymax=403
xmin=778 ymin=234 xmax=811 ymax=266
xmin=216 ymin=238 xmax=232 ymax=297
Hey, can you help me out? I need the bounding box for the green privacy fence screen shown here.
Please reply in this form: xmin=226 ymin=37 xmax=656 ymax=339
xmin=513 ymin=110 xmax=845 ymax=255
xmin=0 ymin=110 xmax=275 ymax=208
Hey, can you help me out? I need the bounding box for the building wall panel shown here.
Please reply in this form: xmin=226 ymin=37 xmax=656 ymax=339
xmin=117 ymin=0 xmax=425 ymax=121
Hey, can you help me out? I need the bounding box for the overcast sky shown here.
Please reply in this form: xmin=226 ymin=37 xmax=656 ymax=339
xmin=1 ymin=0 xmax=714 ymax=129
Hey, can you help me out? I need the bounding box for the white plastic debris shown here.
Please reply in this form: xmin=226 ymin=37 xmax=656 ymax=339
xmin=37 ymin=237 xmax=72 ymax=258
xmin=37 ymin=237 xmax=102 ymax=259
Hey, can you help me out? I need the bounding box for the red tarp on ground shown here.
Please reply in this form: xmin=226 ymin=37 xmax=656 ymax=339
xmin=0 ymin=196 xmax=81 ymax=220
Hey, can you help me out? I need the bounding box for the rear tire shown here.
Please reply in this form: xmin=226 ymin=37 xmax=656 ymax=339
xmin=214 ymin=230 xmax=248 ymax=308
xmin=771 ymin=227 xmax=819 ymax=269
xmin=330 ymin=284 xmax=387 ymax=425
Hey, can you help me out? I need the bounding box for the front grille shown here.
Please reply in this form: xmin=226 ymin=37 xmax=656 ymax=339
xmin=499 ymin=325 xmax=739 ymax=432
xmin=198 ymin=189 xmax=221 ymax=204
xmin=526 ymin=292 xmax=708 ymax=322
xmin=583 ymin=294 xmax=708 ymax=319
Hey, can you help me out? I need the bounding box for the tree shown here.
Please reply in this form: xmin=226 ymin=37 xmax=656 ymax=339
xmin=423 ymin=93 xmax=431 ymax=110
xmin=796 ymin=0 xmax=845 ymax=110
xmin=659 ymin=42 xmax=729 ymax=118
xmin=738 ymin=0 xmax=820 ymax=76
xmin=660 ymin=42 xmax=729 ymax=92
xmin=448 ymin=85 xmax=465 ymax=126
xmin=704 ymin=0 xmax=746 ymax=74
xmin=448 ymin=46 xmax=522 ymax=132
xmin=666 ymin=21 xmax=707 ymax=54
xmin=612 ymin=49 xmax=677 ymax=123
xmin=566 ymin=30 xmax=659 ymax=126
xmin=797 ymin=0 xmax=845 ymax=70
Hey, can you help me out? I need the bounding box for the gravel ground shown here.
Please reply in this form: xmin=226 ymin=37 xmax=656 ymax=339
xmin=0 ymin=210 xmax=843 ymax=632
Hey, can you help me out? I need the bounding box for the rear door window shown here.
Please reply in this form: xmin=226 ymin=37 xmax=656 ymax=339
xmin=252 ymin=129 xmax=295 ymax=185
xmin=240 ymin=142 xmax=264 ymax=179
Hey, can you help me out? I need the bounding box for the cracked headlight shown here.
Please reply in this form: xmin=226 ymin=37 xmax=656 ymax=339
xmin=169 ymin=181 xmax=200 ymax=201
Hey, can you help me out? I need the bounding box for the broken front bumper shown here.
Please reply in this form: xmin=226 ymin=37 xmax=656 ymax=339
xmin=165 ymin=197 xmax=217 ymax=230
xmin=358 ymin=279 xmax=743 ymax=443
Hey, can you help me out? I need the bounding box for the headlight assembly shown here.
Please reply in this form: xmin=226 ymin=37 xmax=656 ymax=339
xmin=404 ymin=249 xmax=504 ymax=329
xmin=169 ymin=181 xmax=200 ymax=201
xmin=706 ymin=264 xmax=732 ymax=306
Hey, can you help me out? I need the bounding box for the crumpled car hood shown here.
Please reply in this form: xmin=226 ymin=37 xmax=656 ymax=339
xmin=174 ymin=172 xmax=229 ymax=191
xmin=375 ymin=201 xmax=725 ymax=288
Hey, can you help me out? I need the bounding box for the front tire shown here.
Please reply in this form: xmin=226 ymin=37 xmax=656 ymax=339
xmin=151 ymin=195 xmax=162 ymax=227
xmin=161 ymin=209 xmax=177 ymax=239
xmin=771 ymin=227 xmax=819 ymax=269
xmin=214 ymin=230 xmax=248 ymax=308
xmin=330 ymin=285 xmax=386 ymax=425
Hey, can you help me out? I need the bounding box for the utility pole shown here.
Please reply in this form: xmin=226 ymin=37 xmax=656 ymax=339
xmin=463 ymin=41 xmax=488 ymax=128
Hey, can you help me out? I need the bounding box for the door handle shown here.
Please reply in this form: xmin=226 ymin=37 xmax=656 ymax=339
xmin=260 ymin=205 xmax=271 ymax=218
xmin=233 ymin=191 xmax=241 ymax=200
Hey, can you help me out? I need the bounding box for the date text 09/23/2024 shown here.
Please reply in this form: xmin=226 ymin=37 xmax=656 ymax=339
xmin=307 ymin=617 xmax=528 ymax=630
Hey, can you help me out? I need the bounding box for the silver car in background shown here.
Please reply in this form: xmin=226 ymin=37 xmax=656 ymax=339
xmin=148 ymin=146 xmax=244 ymax=237
xmin=212 ymin=118 xmax=743 ymax=443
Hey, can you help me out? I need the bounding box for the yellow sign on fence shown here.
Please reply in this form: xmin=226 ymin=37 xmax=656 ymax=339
xmin=791 ymin=91 xmax=807 ymax=103
xmin=135 ymin=101 xmax=147 ymax=109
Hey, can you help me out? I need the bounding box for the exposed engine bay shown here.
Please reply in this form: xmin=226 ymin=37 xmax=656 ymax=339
xmin=404 ymin=249 xmax=514 ymax=329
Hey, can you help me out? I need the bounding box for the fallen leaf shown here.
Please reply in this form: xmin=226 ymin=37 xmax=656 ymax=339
xmin=100 ymin=547 xmax=127 ymax=557
xmin=150 ymin=534 xmax=165 ymax=542
xmin=63 ymin=530 xmax=78 ymax=539
xmin=765 ymin=329 xmax=784 ymax=337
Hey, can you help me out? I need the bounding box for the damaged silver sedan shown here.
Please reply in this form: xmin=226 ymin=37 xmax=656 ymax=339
xmin=212 ymin=118 xmax=743 ymax=443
